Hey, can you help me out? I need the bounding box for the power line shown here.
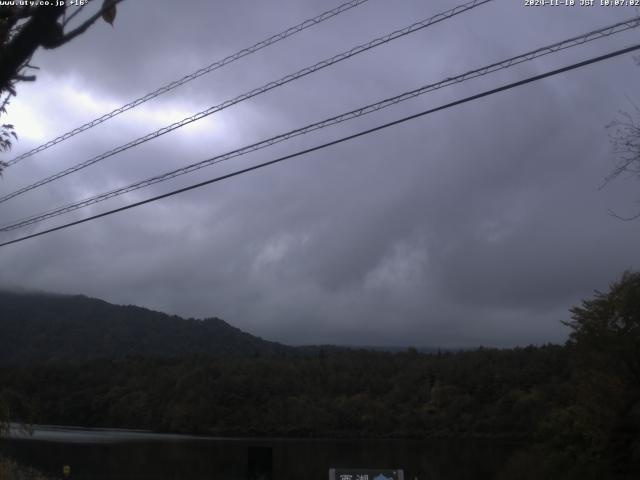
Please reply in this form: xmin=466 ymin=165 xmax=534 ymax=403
xmin=5 ymin=0 xmax=372 ymax=167
xmin=0 ymin=0 xmax=492 ymax=205
xmin=1 ymin=43 xmax=638 ymax=249
xmin=2 ymin=16 xmax=638 ymax=233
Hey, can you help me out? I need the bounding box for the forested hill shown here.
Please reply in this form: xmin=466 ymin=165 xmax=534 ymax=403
xmin=0 ymin=290 xmax=293 ymax=363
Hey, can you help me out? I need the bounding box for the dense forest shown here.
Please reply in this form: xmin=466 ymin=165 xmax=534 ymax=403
xmin=1 ymin=272 xmax=639 ymax=477
xmin=0 ymin=346 xmax=570 ymax=437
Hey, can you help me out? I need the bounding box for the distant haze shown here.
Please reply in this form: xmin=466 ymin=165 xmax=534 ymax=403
xmin=1 ymin=0 xmax=639 ymax=347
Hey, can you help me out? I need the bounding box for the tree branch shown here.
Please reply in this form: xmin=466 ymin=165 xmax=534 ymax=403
xmin=607 ymin=208 xmax=640 ymax=221
xmin=62 ymin=4 xmax=86 ymax=28
xmin=0 ymin=5 xmax=65 ymax=92
xmin=13 ymin=74 xmax=35 ymax=82
xmin=49 ymin=0 xmax=124 ymax=48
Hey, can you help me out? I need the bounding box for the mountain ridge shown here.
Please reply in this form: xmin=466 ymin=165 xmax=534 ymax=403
xmin=0 ymin=289 xmax=293 ymax=363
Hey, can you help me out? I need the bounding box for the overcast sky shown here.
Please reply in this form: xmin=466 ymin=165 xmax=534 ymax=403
xmin=0 ymin=0 xmax=639 ymax=347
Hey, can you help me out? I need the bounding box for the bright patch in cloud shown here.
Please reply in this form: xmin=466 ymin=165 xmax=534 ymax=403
xmin=7 ymin=73 xmax=220 ymax=148
xmin=5 ymin=100 xmax=49 ymax=143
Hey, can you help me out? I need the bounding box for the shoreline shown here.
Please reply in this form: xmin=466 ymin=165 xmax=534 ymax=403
xmin=7 ymin=423 xmax=529 ymax=444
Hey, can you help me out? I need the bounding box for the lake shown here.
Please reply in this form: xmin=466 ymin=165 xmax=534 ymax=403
xmin=1 ymin=425 xmax=524 ymax=479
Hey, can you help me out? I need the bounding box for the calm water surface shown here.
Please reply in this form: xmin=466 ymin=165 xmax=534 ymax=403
xmin=1 ymin=425 xmax=524 ymax=480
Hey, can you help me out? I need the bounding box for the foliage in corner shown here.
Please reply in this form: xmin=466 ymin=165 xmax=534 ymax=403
xmin=0 ymin=0 xmax=122 ymax=174
xmin=545 ymin=271 xmax=640 ymax=474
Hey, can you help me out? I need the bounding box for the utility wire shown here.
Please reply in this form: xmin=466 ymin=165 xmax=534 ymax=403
xmin=0 ymin=0 xmax=492 ymax=205
xmin=1 ymin=43 xmax=638 ymax=249
xmin=5 ymin=0 xmax=372 ymax=167
xmin=2 ymin=16 xmax=638 ymax=233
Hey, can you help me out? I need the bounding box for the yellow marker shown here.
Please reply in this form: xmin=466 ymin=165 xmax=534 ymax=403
xmin=63 ymin=465 xmax=71 ymax=478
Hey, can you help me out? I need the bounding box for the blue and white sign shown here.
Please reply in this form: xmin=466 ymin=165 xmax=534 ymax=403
xmin=329 ymin=468 xmax=404 ymax=480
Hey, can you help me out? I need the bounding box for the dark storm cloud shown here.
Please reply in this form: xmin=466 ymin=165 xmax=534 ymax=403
xmin=1 ymin=0 xmax=639 ymax=347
